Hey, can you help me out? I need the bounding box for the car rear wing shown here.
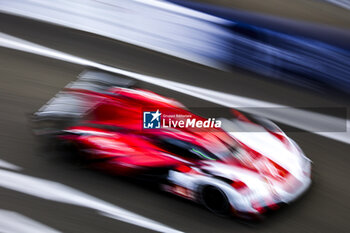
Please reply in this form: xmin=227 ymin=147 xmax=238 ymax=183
xmin=32 ymin=70 xmax=135 ymax=135
xmin=34 ymin=70 xmax=135 ymax=119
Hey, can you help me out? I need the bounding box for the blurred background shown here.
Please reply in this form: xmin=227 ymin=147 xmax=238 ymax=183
xmin=0 ymin=0 xmax=349 ymax=232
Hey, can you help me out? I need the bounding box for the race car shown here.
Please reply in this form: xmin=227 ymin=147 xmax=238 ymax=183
xmin=32 ymin=70 xmax=311 ymax=219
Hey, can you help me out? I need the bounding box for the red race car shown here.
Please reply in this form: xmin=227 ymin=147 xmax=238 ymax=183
xmin=33 ymin=70 xmax=311 ymax=219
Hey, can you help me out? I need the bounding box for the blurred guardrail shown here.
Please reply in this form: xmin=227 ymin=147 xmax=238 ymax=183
xmin=169 ymin=0 xmax=350 ymax=95
xmin=0 ymin=0 xmax=349 ymax=95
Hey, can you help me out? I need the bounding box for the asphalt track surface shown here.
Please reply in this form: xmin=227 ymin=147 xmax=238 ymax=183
xmin=0 ymin=13 xmax=349 ymax=233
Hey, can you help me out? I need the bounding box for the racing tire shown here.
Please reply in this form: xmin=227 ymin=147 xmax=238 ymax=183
xmin=201 ymin=185 xmax=230 ymax=216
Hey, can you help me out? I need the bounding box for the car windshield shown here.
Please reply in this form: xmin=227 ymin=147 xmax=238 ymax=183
xmin=212 ymin=145 xmax=239 ymax=161
xmin=158 ymin=137 xmax=220 ymax=161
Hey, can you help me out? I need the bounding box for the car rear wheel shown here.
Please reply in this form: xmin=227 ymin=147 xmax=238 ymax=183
xmin=201 ymin=186 xmax=230 ymax=216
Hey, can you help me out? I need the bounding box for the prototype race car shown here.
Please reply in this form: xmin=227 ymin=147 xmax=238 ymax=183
xmin=32 ymin=70 xmax=311 ymax=219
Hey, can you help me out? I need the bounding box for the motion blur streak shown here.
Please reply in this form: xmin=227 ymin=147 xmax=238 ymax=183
xmin=0 ymin=209 xmax=61 ymax=233
xmin=0 ymin=168 xmax=183 ymax=233
xmin=0 ymin=32 xmax=348 ymax=144
xmin=324 ymin=0 xmax=350 ymax=10
xmin=0 ymin=159 xmax=21 ymax=171
xmin=1 ymin=0 xmax=350 ymax=94
xmin=133 ymin=0 xmax=229 ymax=23
xmin=0 ymin=0 xmax=231 ymax=69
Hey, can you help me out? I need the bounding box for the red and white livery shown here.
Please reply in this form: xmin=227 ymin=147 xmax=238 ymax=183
xmin=33 ymin=70 xmax=311 ymax=219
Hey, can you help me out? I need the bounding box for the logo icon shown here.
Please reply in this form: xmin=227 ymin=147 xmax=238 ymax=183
xmin=143 ymin=109 xmax=161 ymax=129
